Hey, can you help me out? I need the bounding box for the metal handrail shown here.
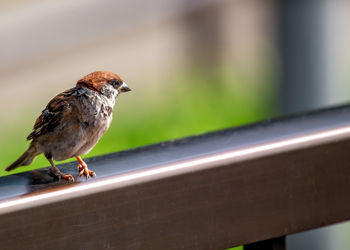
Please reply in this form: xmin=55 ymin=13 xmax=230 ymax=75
xmin=1 ymin=104 xmax=350 ymax=249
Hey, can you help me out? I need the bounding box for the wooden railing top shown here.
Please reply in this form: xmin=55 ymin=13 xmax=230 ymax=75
xmin=1 ymin=104 xmax=350 ymax=249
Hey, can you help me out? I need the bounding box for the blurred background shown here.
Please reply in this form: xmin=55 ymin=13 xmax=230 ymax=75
xmin=0 ymin=0 xmax=350 ymax=249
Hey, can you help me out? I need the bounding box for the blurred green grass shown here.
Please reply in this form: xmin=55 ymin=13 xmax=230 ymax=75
xmin=0 ymin=71 xmax=276 ymax=176
xmin=229 ymin=246 xmax=243 ymax=250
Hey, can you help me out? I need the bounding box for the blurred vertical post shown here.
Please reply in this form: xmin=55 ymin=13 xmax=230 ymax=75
xmin=279 ymin=0 xmax=325 ymax=114
xmin=279 ymin=0 xmax=350 ymax=114
xmin=279 ymin=0 xmax=350 ymax=250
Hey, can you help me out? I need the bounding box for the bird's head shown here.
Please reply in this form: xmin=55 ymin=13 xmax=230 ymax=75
xmin=76 ymin=71 xmax=131 ymax=97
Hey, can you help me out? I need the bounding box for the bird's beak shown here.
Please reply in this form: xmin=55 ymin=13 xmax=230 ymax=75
xmin=118 ymin=82 xmax=131 ymax=92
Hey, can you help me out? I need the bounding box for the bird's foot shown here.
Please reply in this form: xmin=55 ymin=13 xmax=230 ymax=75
xmin=60 ymin=174 xmax=75 ymax=182
xmin=50 ymin=167 xmax=75 ymax=182
xmin=77 ymin=164 xmax=96 ymax=179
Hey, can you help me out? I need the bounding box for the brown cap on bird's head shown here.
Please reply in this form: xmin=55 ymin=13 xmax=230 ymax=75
xmin=77 ymin=71 xmax=130 ymax=93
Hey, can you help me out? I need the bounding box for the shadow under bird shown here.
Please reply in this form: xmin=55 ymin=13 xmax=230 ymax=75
xmin=5 ymin=71 xmax=131 ymax=182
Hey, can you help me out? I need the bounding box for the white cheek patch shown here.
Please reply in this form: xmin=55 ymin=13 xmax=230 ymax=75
xmin=100 ymin=84 xmax=118 ymax=108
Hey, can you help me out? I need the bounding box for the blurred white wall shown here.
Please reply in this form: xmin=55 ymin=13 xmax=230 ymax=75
xmin=0 ymin=0 xmax=277 ymax=122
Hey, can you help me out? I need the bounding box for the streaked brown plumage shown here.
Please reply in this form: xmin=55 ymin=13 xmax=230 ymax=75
xmin=5 ymin=71 xmax=131 ymax=182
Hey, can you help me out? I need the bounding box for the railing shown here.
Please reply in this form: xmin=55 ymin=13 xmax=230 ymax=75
xmin=1 ymin=104 xmax=350 ymax=250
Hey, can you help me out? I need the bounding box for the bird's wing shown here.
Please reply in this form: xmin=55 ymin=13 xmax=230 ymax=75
xmin=27 ymin=88 xmax=75 ymax=140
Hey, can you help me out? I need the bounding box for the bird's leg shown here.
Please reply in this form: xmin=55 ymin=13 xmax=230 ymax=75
xmin=46 ymin=156 xmax=74 ymax=182
xmin=76 ymin=156 xmax=96 ymax=179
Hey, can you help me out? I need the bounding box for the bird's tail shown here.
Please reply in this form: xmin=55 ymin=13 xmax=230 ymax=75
xmin=5 ymin=143 xmax=40 ymax=171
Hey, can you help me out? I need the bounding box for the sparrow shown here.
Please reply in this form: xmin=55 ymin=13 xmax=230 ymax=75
xmin=5 ymin=71 xmax=131 ymax=182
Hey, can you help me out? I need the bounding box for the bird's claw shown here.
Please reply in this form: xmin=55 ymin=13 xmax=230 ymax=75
xmin=77 ymin=164 xmax=96 ymax=179
xmin=50 ymin=166 xmax=75 ymax=182
xmin=61 ymin=174 xmax=75 ymax=182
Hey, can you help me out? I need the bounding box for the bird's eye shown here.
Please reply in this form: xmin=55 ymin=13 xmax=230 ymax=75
xmin=111 ymin=80 xmax=120 ymax=88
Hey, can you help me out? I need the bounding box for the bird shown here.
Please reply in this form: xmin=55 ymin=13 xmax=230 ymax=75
xmin=5 ymin=71 xmax=131 ymax=182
